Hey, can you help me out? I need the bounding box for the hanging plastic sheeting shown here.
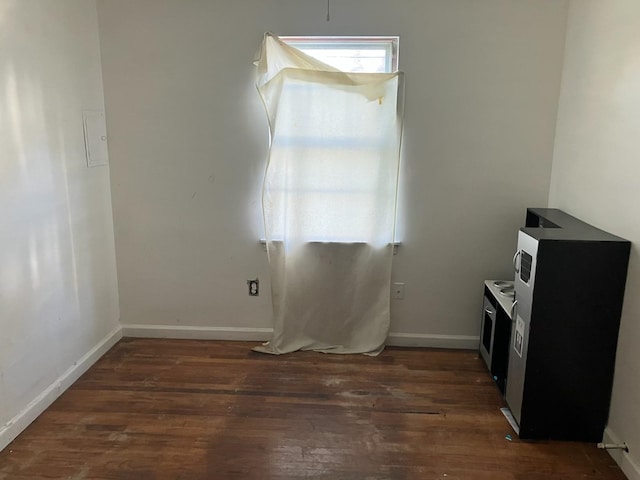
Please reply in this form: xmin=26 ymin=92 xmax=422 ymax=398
xmin=254 ymin=33 xmax=404 ymax=355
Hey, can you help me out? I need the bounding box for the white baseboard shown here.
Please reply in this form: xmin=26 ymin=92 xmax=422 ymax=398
xmin=0 ymin=325 xmax=123 ymax=453
xmin=603 ymin=427 xmax=640 ymax=480
xmin=121 ymin=325 xmax=478 ymax=350
xmin=121 ymin=324 xmax=274 ymax=341
xmin=386 ymin=332 xmax=478 ymax=349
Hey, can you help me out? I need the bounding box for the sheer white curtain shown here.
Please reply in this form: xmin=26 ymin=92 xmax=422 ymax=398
xmin=254 ymin=33 xmax=404 ymax=355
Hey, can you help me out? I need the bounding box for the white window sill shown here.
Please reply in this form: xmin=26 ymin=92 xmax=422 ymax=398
xmin=258 ymin=239 xmax=401 ymax=255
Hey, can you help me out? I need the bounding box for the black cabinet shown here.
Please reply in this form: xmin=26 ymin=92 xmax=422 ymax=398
xmin=505 ymin=208 xmax=630 ymax=441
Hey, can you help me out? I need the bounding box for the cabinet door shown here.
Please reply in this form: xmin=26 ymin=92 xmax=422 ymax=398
xmin=491 ymin=306 xmax=512 ymax=393
xmin=505 ymin=231 xmax=538 ymax=428
xmin=505 ymin=296 xmax=532 ymax=427
xmin=479 ymin=296 xmax=496 ymax=368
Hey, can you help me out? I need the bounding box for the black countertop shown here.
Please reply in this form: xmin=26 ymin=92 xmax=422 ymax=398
xmin=521 ymin=208 xmax=629 ymax=243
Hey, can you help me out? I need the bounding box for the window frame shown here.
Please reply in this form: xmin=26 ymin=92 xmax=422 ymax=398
xmin=260 ymin=36 xmax=402 ymax=247
xmin=280 ymin=36 xmax=399 ymax=73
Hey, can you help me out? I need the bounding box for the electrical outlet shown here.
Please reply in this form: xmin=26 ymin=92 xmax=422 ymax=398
xmin=247 ymin=279 xmax=259 ymax=296
xmin=392 ymin=282 xmax=405 ymax=300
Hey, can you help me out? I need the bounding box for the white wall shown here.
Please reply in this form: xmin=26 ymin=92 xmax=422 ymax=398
xmin=0 ymin=0 xmax=120 ymax=450
xmin=96 ymin=0 xmax=568 ymax=345
xmin=549 ymin=0 xmax=640 ymax=477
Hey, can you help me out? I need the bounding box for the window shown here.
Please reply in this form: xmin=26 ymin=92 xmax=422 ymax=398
xmin=260 ymin=36 xmax=403 ymax=244
xmin=280 ymin=36 xmax=399 ymax=73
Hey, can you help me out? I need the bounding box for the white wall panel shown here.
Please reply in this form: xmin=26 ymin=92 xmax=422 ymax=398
xmin=96 ymin=0 xmax=568 ymax=343
xmin=0 ymin=0 xmax=120 ymax=444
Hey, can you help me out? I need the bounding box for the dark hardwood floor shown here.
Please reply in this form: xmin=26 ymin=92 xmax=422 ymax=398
xmin=0 ymin=339 xmax=626 ymax=479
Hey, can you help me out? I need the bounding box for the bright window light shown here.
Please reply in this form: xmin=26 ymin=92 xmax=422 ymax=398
xmin=280 ymin=36 xmax=399 ymax=73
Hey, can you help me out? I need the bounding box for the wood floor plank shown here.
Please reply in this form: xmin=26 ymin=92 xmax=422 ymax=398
xmin=0 ymin=339 xmax=626 ymax=480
